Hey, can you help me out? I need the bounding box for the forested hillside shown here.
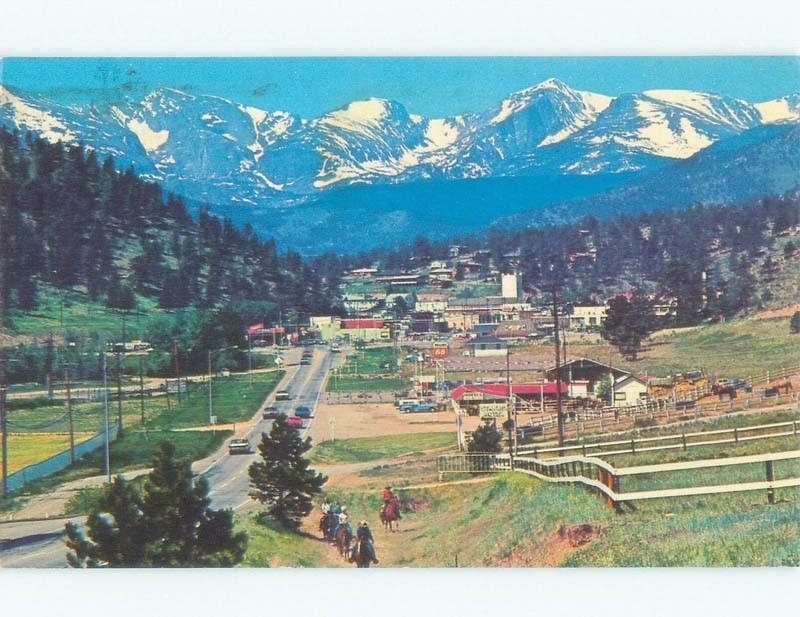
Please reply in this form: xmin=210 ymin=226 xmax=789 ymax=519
xmin=0 ymin=128 xmax=344 ymax=323
xmin=360 ymin=191 xmax=800 ymax=323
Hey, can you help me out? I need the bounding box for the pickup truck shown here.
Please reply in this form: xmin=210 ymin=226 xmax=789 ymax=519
xmin=228 ymin=439 xmax=254 ymax=455
xmin=400 ymin=402 xmax=437 ymax=413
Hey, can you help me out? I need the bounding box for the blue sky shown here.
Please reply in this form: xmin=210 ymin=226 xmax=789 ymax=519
xmin=2 ymin=57 xmax=799 ymax=118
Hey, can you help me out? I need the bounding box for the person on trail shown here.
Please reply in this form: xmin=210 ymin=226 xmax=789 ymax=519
xmin=320 ymin=497 xmax=331 ymax=515
xmin=382 ymin=486 xmax=395 ymax=504
xmin=353 ymin=520 xmax=378 ymax=564
xmin=334 ymin=506 xmax=351 ymax=539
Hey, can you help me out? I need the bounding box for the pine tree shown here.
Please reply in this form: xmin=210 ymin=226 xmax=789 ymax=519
xmin=248 ymin=415 xmax=327 ymax=529
xmin=65 ymin=441 xmax=247 ymax=567
xmin=467 ymin=419 xmax=503 ymax=453
xmin=790 ymin=311 xmax=800 ymax=334
xmin=601 ymin=294 xmax=657 ymax=360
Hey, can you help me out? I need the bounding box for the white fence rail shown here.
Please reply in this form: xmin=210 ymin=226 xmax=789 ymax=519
xmin=437 ymin=448 xmax=800 ymax=507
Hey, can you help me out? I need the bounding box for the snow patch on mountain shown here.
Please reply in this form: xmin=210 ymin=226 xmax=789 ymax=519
xmin=756 ymin=95 xmax=800 ymax=123
xmin=0 ymin=85 xmax=76 ymax=142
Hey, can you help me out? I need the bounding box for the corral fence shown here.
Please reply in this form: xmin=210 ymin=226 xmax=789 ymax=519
xmin=5 ymin=421 xmax=121 ymax=493
xmin=437 ymin=448 xmax=800 ymax=508
xmin=517 ymin=418 xmax=800 ymax=459
xmin=323 ymin=391 xmax=401 ymax=404
xmin=507 ymin=390 xmax=799 ymax=446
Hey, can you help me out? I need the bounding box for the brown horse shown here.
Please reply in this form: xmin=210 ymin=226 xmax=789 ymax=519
xmin=319 ymin=511 xmax=335 ymax=541
xmin=380 ymin=500 xmax=401 ymax=532
xmin=334 ymin=525 xmax=352 ymax=559
xmin=349 ymin=540 xmax=374 ymax=568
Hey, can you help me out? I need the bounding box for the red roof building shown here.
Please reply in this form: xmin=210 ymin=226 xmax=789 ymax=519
xmin=341 ymin=319 xmax=385 ymax=329
xmin=450 ymin=382 xmax=568 ymax=401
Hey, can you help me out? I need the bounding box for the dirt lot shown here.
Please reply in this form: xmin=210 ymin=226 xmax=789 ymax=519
xmin=309 ymin=402 xmax=482 ymax=442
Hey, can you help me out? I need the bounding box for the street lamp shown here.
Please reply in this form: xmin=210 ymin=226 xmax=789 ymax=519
xmin=208 ymin=345 xmax=238 ymax=425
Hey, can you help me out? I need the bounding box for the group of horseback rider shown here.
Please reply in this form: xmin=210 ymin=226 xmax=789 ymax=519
xmin=319 ymin=486 xmax=402 ymax=565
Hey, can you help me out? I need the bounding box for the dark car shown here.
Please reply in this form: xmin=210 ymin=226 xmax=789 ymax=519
xmin=300 ymin=357 xmax=311 ymax=365
xmin=262 ymin=406 xmax=282 ymax=420
xmin=275 ymin=390 xmax=291 ymax=401
xmin=228 ymin=439 xmax=254 ymax=455
xmin=294 ymin=405 xmax=313 ymax=418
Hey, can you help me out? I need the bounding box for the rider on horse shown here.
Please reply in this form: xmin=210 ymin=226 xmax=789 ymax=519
xmin=381 ymin=486 xmax=401 ymax=520
xmin=352 ymin=520 xmax=379 ymax=564
xmin=333 ymin=505 xmax=352 ymax=539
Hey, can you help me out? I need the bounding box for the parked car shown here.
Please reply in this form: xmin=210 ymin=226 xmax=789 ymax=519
xmin=294 ymin=405 xmax=313 ymax=418
xmin=286 ymin=416 xmax=304 ymax=428
xmin=262 ymin=406 xmax=282 ymax=420
xmin=275 ymin=390 xmax=291 ymax=401
xmin=300 ymin=357 xmax=311 ymax=365
xmin=228 ymin=439 xmax=254 ymax=455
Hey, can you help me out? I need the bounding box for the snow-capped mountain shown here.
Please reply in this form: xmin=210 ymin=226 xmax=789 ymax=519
xmin=1 ymin=78 xmax=799 ymax=251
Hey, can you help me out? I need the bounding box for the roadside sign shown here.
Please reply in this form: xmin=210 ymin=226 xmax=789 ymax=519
xmin=432 ymin=344 xmax=449 ymax=359
xmin=479 ymin=403 xmax=506 ymax=419
xmin=461 ymin=390 xmax=484 ymax=401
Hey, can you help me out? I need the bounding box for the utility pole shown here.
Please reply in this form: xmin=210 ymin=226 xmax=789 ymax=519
xmin=248 ymin=332 xmax=253 ymax=387
xmin=172 ymin=340 xmax=182 ymax=403
xmin=102 ymin=352 xmax=111 ymax=483
xmin=0 ymin=353 xmax=8 ymax=497
xmin=552 ymin=287 xmax=565 ymax=447
xmin=116 ymin=352 xmax=124 ymax=433
xmin=505 ymin=346 xmax=515 ymax=466
xmin=208 ymin=349 xmax=213 ymax=425
xmin=64 ymin=362 xmax=75 ymax=463
xmin=138 ymin=355 xmax=145 ymax=427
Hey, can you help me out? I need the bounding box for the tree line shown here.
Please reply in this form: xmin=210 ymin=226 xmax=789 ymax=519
xmin=0 ymin=127 xmax=345 ymax=322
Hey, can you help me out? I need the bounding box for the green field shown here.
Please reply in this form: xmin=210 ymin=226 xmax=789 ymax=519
xmin=309 ymin=432 xmax=455 ymax=464
xmin=327 ymin=346 xmax=408 ymax=393
xmin=622 ymin=316 xmax=800 ymax=378
xmin=6 ymin=433 xmax=95 ymax=472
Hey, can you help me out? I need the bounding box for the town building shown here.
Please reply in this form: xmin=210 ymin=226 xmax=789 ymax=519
xmin=415 ymin=292 xmax=449 ymax=313
xmin=501 ymin=272 xmax=519 ymax=300
xmin=612 ymin=375 xmax=650 ymax=407
xmin=466 ymin=335 xmax=508 ymax=357
xmin=570 ymin=304 xmax=608 ymax=329
xmin=545 ymin=357 xmax=631 ymax=400
xmin=340 ymin=318 xmax=391 ymax=342
xmin=450 ymin=382 xmax=569 ymax=416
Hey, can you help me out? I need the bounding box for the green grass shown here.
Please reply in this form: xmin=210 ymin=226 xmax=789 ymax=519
xmin=239 ymin=515 xmax=336 ymax=567
xmin=7 ymin=284 xmax=162 ymax=339
xmin=327 ymin=376 xmax=408 ymax=393
xmin=6 ymin=433 xmax=95 ymax=472
xmin=623 ymin=316 xmax=800 ymax=378
xmin=152 ymin=371 xmax=284 ymax=429
xmin=309 ymin=432 xmax=455 ymax=464
xmin=338 ymin=346 xmax=399 ymax=375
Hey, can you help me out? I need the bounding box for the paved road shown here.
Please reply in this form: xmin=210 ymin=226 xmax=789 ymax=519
xmin=0 ymin=347 xmax=336 ymax=568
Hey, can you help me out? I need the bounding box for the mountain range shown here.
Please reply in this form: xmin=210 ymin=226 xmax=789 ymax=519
xmin=2 ymin=78 xmax=799 ymax=252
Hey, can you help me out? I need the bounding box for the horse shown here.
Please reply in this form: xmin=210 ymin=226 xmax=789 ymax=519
xmin=380 ymin=500 xmax=401 ymax=532
xmin=334 ymin=524 xmax=352 ymax=559
xmin=349 ymin=540 xmax=373 ymax=568
xmin=319 ymin=511 xmax=335 ymax=541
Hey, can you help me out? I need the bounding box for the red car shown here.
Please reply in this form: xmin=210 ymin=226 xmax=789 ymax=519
xmin=286 ymin=416 xmax=304 ymax=428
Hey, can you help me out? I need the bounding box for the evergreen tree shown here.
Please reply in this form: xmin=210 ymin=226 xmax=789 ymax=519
xmin=791 ymin=311 xmax=800 ymax=334
xmin=467 ymin=419 xmax=503 ymax=453
xmin=601 ymin=294 xmax=657 ymax=360
xmin=65 ymin=441 xmax=247 ymax=567
xmin=248 ymin=415 xmax=327 ymax=529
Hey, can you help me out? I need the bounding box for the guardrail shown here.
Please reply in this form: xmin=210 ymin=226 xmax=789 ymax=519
xmin=437 ymin=448 xmax=800 ymax=508
xmin=517 ymin=418 xmax=799 ymax=459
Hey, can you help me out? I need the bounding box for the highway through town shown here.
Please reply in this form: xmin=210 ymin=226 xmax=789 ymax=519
xmin=0 ymin=347 xmax=336 ymax=568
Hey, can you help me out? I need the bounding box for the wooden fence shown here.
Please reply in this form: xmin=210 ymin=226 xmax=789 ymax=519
xmin=517 ymin=418 xmax=799 ymax=459
xmin=510 ymin=390 xmax=799 ymax=445
xmin=437 ymin=449 xmax=800 ymax=507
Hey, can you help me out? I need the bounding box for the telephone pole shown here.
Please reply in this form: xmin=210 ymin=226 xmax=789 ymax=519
xmin=102 ymin=352 xmax=111 ymax=483
xmin=64 ymin=362 xmax=75 ymax=463
xmin=552 ymin=286 xmax=565 ymax=447
xmin=138 ymin=355 xmax=145 ymax=427
xmin=172 ymin=340 xmax=182 ymax=403
xmin=1 ymin=353 xmax=8 ymax=497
